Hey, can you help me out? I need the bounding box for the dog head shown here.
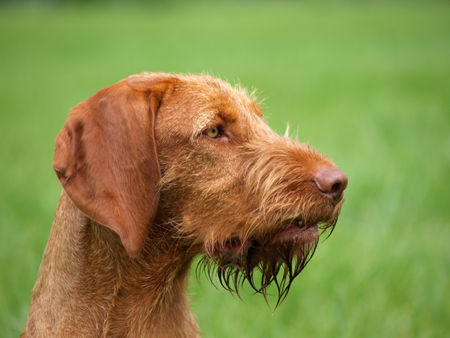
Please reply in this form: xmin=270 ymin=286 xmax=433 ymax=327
xmin=53 ymin=73 xmax=347 ymax=304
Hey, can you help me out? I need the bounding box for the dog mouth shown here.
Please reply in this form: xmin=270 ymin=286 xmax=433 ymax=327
xmin=271 ymin=220 xmax=318 ymax=245
xmin=221 ymin=219 xmax=319 ymax=256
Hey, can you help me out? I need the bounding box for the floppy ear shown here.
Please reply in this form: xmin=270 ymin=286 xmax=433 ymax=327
xmin=53 ymin=80 xmax=170 ymax=257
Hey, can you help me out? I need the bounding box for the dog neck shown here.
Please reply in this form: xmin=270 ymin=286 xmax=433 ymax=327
xmin=24 ymin=191 xmax=199 ymax=337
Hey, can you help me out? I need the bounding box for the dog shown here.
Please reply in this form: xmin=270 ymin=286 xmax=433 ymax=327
xmin=22 ymin=73 xmax=347 ymax=337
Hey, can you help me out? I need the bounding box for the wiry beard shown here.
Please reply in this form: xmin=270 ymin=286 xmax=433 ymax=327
xmin=197 ymin=217 xmax=338 ymax=308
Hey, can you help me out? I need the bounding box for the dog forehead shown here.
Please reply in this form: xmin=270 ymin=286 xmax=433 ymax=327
xmin=126 ymin=72 xmax=261 ymax=120
xmin=175 ymin=76 xmax=262 ymax=130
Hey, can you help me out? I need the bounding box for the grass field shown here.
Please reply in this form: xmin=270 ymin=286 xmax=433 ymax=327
xmin=0 ymin=1 xmax=449 ymax=337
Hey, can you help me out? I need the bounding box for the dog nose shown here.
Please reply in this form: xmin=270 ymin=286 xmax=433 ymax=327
xmin=313 ymin=166 xmax=348 ymax=203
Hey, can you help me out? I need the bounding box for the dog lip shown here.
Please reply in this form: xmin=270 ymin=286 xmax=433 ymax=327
xmin=272 ymin=223 xmax=318 ymax=244
xmin=220 ymin=219 xmax=319 ymax=255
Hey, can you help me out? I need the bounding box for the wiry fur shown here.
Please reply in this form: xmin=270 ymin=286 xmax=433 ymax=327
xmin=23 ymin=73 xmax=346 ymax=337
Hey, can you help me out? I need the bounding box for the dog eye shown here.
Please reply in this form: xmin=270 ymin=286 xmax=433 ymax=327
xmin=205 ymin=127 xmax=220 ymax=138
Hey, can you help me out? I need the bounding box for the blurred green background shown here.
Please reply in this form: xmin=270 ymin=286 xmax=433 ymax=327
xmin=1 ymin=1 xmax=449 ymax=337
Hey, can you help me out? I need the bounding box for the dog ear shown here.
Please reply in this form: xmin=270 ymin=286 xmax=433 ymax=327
xmin=53 ymin=78 xmax=172 ymax=257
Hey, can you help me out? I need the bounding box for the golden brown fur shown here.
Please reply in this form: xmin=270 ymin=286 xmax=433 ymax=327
xmin=23 ymin=73 xmax=347 ymax=337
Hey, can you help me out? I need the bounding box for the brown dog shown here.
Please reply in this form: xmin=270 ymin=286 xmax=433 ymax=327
xmin=22 ymin=73 xmax=347 ymax=337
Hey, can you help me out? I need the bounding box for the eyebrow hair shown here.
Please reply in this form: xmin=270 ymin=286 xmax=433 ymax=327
xmin=217 ymin=111 xmax=237 ymax=124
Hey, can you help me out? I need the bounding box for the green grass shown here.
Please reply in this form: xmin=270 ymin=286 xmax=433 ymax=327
xmin=0 ymin=1 xmax=449 ymax=337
